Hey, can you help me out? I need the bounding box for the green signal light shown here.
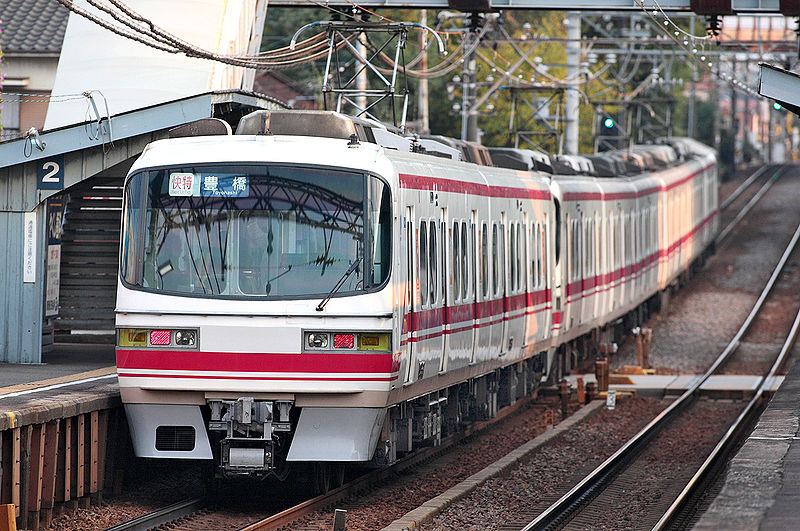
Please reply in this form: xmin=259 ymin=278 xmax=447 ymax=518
xmin=773 ymin=102 xmax=782 ymax=110
xmin=603 ymin=118 xmax=615 ymax=128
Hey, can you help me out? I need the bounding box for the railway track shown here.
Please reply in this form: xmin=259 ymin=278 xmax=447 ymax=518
xmin=519 ymin=216 xmax=800 ymax=531
xmin=102 ymin=393 xmax=550 ymax=531
xmin=716 ymin=163 xmax=789 ymax=245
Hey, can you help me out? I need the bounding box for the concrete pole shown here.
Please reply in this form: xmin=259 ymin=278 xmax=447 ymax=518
xmin=730 ymin=58 xmax=737 ymax=170
xmin=356 ymin=32 xmax=368 ymax=114
xmin=565 ymin=11 xmax=581 ymax=155
xmin=687 ymin=17 xmax=696 ymax=139
xmin=742 ymin=62 xmax=750 ymax=162
xmin=712 ymin=65 xmax=721 ymax=152
xmin=460 ymin=25 xmax=478 ymax=142
xmin=419 ymin=10 xmax=430 ymax=134
xmin=768 ymin=104 xmax=774 ymax=163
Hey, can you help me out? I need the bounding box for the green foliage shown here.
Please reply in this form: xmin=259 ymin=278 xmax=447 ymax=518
xmin=259 ymin=9 xmax=704 ymax=153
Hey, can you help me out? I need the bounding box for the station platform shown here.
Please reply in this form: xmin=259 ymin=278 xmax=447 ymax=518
xmin=694 ymin=357 xmax=800 ymax=530
xmin=0 ymin=343 xmax=121 ymax=531
xmin=565 ymin=372 xmax=785 ymax=398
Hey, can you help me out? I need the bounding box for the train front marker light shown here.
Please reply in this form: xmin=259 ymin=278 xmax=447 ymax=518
xmin=175 ymin=330 xmax=196 ymax=346
xmin=118 ymin=328 xmax=148 ymax=347
xmin=333 ymin=333 xmax=355 ymax=349
xmin=150 ymin=330 xmax=171 ymax=346
xmin=306 ymin=332 xmax=329 ymax=349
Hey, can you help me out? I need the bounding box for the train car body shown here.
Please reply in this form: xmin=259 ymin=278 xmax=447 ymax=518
xmin=115 ymin=110 xmax=717 ymax=481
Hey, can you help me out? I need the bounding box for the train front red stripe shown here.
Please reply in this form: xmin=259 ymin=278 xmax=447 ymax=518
xmin=116 ymin=349 xmax=394 ymax=374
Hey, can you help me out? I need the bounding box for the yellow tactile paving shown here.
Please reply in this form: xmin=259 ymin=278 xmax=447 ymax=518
xmin=0 ymin=365 xmax=117 ymax=396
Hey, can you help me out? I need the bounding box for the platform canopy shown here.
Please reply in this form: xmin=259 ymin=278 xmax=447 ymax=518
xmin=269 ymin=0 xmax=795 ymax=13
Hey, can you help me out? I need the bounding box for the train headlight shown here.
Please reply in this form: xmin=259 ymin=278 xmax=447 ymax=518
xmin=358 ymin=333 xmax=390 ymax=351
xmin=118 ymin=328 xmax=148 ymax=347
xmin=306 ymin=332 xmax=329 ymax=349
xmin=174 ymin=330 xmax=196 ymax=346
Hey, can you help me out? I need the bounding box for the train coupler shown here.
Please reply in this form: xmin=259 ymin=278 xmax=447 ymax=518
xmin=207 ymin=397 xmax=293 ymax=475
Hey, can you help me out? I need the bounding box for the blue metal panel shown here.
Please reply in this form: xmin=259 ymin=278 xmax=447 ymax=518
xmin=0 ymin=206 xmax=44 ymax=363
xmin=0 ymin=162 xmax=39 ymax=213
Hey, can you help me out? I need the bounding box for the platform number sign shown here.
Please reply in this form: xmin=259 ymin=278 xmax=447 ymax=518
xmin=37 ymin=156 xmax=64 ymax=190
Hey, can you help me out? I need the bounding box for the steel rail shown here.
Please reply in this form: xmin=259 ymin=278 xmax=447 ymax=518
xmin=715 ymin=164 xmax=788 ymax=246
xmin=103 ymin=393 xmax=536 ymax=531
xmin=237 ymin=394 xmax=538 ymax=530
xmin=103 ymin=497 xmax=206 ymax=531
xmin=521 ymin=216 xmax=800 ymax=531
xmin=718 ymin=164 xmax=773 ymax=212
xmin=652 ymin=224 xmax=800 ymax=530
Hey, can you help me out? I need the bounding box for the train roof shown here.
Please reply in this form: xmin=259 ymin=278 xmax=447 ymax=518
xmin=157 ymin=112 xmax=713 ymax=182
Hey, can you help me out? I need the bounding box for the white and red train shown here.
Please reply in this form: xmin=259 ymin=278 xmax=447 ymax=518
xmin=115 ymin=110 xmax=717 ymax=483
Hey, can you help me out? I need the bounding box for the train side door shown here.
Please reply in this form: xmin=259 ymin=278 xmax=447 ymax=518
xmin=404 ymin=207 xmax=416 ymax=383
xmin=500 ymin=212 xmax=509 ymax=355
xmin=439 ymin=209 xmax=448 ymax=373
xmin=470 ymin=211 xmax=479 ymax=364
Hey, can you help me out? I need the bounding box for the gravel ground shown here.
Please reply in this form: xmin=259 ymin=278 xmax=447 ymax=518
xmin=286 ymin=398 xmax=566 ymax=530
xmin=422 ymin=396 xmax=668 ymax=531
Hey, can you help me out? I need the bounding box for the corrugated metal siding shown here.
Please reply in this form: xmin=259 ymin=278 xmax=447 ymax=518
xmin=0 ymin=207 xmax=45 ymax=363
xmin=0 ymin=158 xmax=39 ymax=212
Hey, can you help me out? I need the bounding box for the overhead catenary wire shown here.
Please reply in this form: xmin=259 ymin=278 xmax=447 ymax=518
xmin=51 ymin=0 xmax=341 ymax=69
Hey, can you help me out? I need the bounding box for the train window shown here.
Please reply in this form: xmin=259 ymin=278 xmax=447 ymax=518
xmin=453 ymin=221 xmax=461 ymax=302
xmin=470 ymin=220 xmax=477 ymax=300
xmin=517 ymin=223 xmax=523 ymax=291
xmin=440 ymin=219 xmax=447 ymax=304
xmin=420 ymin=221 xmax=428 ymax=306
xmin=510 ymin=224 xmax=516 ymax=292
xmin=498 ymin=223 xmax=506 ymax=296
xmin=370 ymin=178 xmax=392 ymax=287
xmin=429 ymin=222 xmax=437 ymax=305
xmin=123 ymin=166 xmax=391 ymax=299
xmin=482 ymin=224 xmax=489 ymax=298
xmin=521 ymin=222 xmax=528 ymax=292
xmin=492 ymin=224 xmax=499 ymax=295
xmin=534 ymin=223 xmax=541 ymax=288
xmin=461 ymin=222 xmax=468 ymax=300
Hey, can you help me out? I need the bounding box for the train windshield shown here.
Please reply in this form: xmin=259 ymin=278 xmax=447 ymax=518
xmin=121 ymin=165 xmax=391 ymax=299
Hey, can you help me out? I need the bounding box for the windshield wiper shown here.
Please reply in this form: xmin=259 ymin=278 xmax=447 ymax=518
xmin=316 ymin=256 xmax=361 ymax=312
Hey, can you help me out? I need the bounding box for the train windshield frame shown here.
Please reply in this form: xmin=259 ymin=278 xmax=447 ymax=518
xmin=120 ymin=164 xmax=392 ymax=300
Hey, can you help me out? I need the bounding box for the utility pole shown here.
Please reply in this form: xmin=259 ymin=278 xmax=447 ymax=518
xmin=688 ymin=17 xmax=696 ymax=138
xmin=742 ymin=60 xmax=750 ymax=163
xmin=356 ymin=30 xmax=368 ymax=113
xmin=565 ymin=11 xmax=581 ymax=155
xmin=768 ymin=103 xmax=774 ymax=163
xmin=712 ymin=64 xmax=721 ymax=152
xmin=460 ymin=13 xmax=480 ymax=142
xmin=418 ymin=10 xmax=430 ymax=134
xmin=730 ymin=57 xmax=737 ymax=170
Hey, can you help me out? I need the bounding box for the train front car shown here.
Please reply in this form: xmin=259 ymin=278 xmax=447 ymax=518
xmin=115 ymin=112 xmax=396 ymax=481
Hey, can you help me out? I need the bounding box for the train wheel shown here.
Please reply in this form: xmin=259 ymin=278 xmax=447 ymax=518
xmin=333 ymin=463 xmax=345 ymax=488
xmin=203 ymin=462 xmax=224 ymax=496
xmin=312 ymin=462 xmax=332 ymax=495
xmin=272 ymin=455 xmax=291 ymax=482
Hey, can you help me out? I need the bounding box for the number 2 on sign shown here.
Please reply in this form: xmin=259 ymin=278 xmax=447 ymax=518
xmin=41 ymin=161 xmax=60 ymax=182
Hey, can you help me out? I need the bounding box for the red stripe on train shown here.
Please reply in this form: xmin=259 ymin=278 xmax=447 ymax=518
xmin=116 ymin=350 xmax=394 ymax=373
